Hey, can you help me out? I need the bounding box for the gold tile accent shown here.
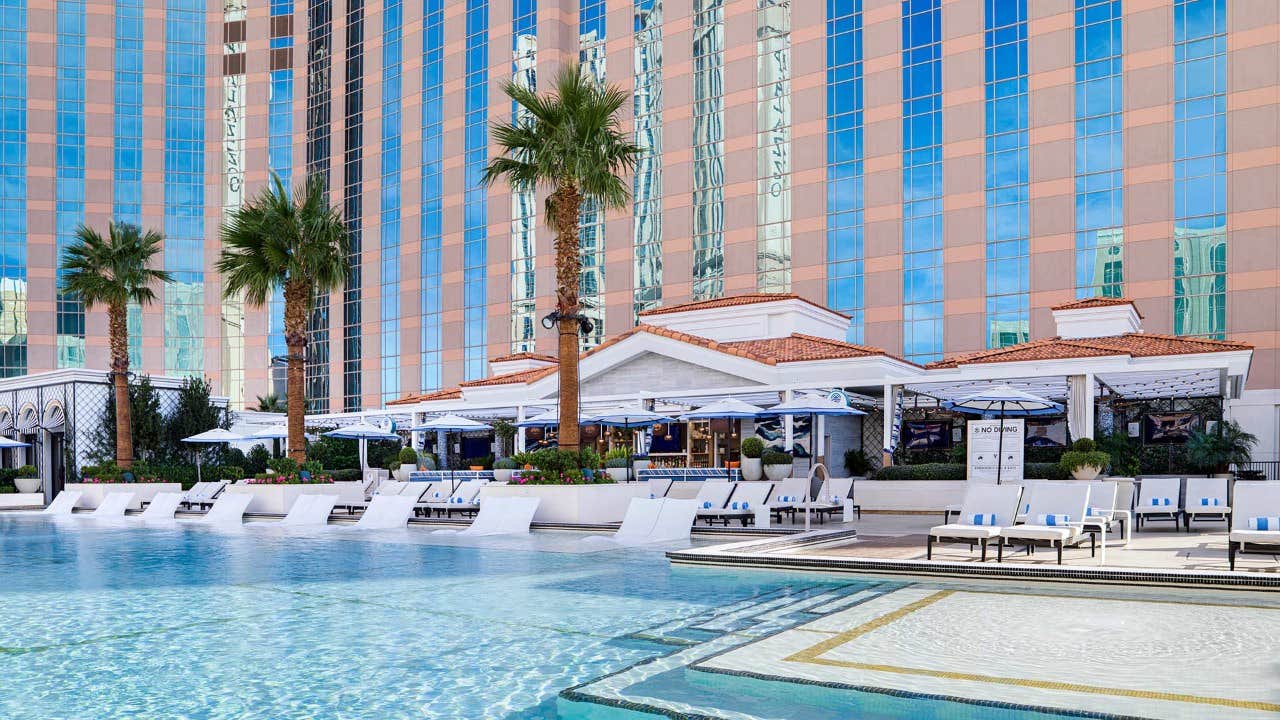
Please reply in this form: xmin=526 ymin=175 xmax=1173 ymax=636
xmin=783 ymin=589 xmax=1280 ymax=714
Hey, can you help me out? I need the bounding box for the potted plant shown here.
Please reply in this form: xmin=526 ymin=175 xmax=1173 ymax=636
xmin=762 ymin=449 xmax=793 ymax=481
xmin=493 ymin=457 xmax=518 ymax=483
xmin=740 ymin=437 xmax=764 ymax=481
xmin=13 ymin=465 xmax=39 ymax=494
xmin=843 ymin=448 xmax=872 ymax=478
xmin=418 ymin=454 xmax=437 ymax=472
xmin=1186 ymin=420 xmax=1258 ymax=477
xmin=394 ymin=447 xmax=418 ymax=481
xmin=1059 ymin=438 xmax=1110 ymax=480
xmin=603 ymin=448 xmax=630 ymax=482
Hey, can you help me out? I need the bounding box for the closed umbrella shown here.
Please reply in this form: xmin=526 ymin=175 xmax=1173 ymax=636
xmin=181 ymin=428 xmax=244 ymax=484
xmin=679 ymin=398 xmax=765 ymax=470
xmin=323 ymin=422 xmax=400 ymax=472
xmin=942 ymin=385 xmax=1062 ymax=484
xmin=589 ymin=408 xmax=674 ymax=482
xmin=759 ymin=395 xmax=866 ymax=530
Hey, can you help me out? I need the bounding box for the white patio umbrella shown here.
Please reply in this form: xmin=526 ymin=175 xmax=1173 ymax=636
xmin=589 ymin=408 xmax=675 ymax=482
xmin=323 ymin=422 xmax=400 ymax=471
xmin=515 ymin=410 xmax=562 ymax=428
xmin=0 ymin=436 xmax=30 ymax=449
xmin=181 ymin=428 xmax=244 ymax=484
xmin=760 ymin=395 xmax=867 ymax=529
xmin=410 ymin=414 xmax=493 ymax=477
xmin=942 ymin=385 xmax=1063 ymax=484
xmin=245 ymin=424 xmax=290 ymax=456
xmin=679 ymin=398 xmax=765 ymax=470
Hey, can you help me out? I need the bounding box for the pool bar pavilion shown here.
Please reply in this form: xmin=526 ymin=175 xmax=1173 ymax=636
xmin=338 ymin=294 xmax=1260 ymax=505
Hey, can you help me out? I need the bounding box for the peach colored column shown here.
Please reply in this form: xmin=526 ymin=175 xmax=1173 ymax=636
xmin=862 ymin=0 xmax=904 ymax=353
xmin=23 ymin=4 xmax=56 ymax=373
xmin=789 ymin=0 xmax=828 ymax=304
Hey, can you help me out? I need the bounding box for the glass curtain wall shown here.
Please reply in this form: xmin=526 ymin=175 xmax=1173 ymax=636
xmin=114 ymin=0 xmax=143 ymax=370
xmin=341 ymin=0 xmax=365 ymax=410
xmin=378 ymin=0 xmax=402 ymax=403
xmin=826 ymin=0 xmax=864 ymax=342
xmin=691 ymin=0 xmax=725 ymax=301
xmin=55 ymin=0 xmax=85 ymax=368
xmin=1074 ymin=0 xmax=1124 ymax=298
xmin=632 ymin=0 xmax=663 ymax=319
xmin=304 ymin=0 xmax=332 ymax=411
xmin=901 ymin=0 xmax=943 ymax=361
xmin=1172 ymin=0 xmax=1226 ymax=338
xmin=983 ymin=0 xmax=1029 ymax=348
xmin=756 ymin=0 xmax=791 ymax=293
xmin=420 ymin=0 xmax=444 ymax=390
xmin=578 ymin=0 xmax=607 ymax=347
xmin=462 ymin=0 xmax=489 ymax=380
xmin=0 ymin=0 xmax=26 ymax=376
xmin=510 ymin=0 xmax=537 ymax=353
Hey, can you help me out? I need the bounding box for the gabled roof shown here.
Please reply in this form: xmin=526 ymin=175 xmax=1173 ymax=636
xmin=459 ymin=365 xmax=558 ymax=387
xmin=927 ymin=333 xmax=1252 ymax=369
xmin=722 ymin=333 xmax=904 ymax=364
xmin=636 ymin=292 xmax=850 ymax=319
xmin=1051 ymin=296 xmax=1143 ymax=318
xmin=490 ymin=351 xmax=557 ymax=364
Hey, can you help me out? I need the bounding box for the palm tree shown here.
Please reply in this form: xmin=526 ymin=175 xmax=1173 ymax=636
xmin=482 ymin=64 xmax=641 ymax=452
xmin=218 ymin=173 xmax=347 ymax=463
xmin=59 ymin=221 xmax=172 ymax=468
xmin=255 ymin=393 xmax=286 ymax=413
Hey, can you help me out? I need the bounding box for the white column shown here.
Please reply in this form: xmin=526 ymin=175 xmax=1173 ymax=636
xmin=882 ymin=384 xmax=895 ymax=467
xmin=515 ymin=406 xmax=526 ymax=453
xmin=783 ymin=388 xmax=794 ymax=452
xmin=816 ymin=415 xmax=825 ymax=463
xmin=1083 ymin=372 xmax=1095 ymax=440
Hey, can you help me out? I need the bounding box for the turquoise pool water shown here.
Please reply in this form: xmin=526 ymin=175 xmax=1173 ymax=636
xmin=0 ymin=516 xmax=1078 ymax=719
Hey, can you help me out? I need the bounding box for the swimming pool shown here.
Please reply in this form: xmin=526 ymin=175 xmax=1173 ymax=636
xmin=0 ymin=515 xmax=1270 ymax=719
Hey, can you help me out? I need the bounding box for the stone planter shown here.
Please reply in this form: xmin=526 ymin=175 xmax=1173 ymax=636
xmin=740 ymin=457 xmax=763 ymax=482
xmin=763 ymin=463 xmax=793 ymax=481
xmin=479 ymin=482 xmax=651 ymax=524
xmin=393 ymin=464 xmax=417 ymax=482
xmin=14 ymin=477 xmax=40 ymax=494
xmin=64 ymin=482 xmax=183 ymax=511
xmin=493 ymin=469 xmax=514 ymax=483
xmin=606 ymin=468 xmax=629 ymax=483
xmin=223 ymin=483 xmax=342 ymax=514
xmin=1070 ymin=465 xmax=1102 ymax=481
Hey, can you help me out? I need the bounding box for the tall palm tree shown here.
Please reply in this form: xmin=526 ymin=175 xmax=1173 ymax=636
xmin=482 ymin=64 xmax=641 ymax=452
xmin=217 ymin=173 xmax=347 ymax=462
xmin=59 ymin=221 xmax=172 ymax=468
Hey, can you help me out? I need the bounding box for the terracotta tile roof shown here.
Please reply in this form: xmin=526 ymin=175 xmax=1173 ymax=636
xmin=926 ymin=333 xmax=1252 ymax=369
xmin=490 ymin=351 xmax=557 ymax=364
xmin=637 ymin=292 xmax=850 ymax=319
xmin=385 ymin=387 xmax=462 ymax=405
xmin=459 ymin=365 xmax=559 ymax=387
xmin=721 ymin=333 xmax=898 ymax=364
xmin=1051 ymin=296 xmax=1143 ymax=317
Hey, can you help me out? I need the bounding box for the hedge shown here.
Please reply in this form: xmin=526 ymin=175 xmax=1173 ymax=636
xmin=872 ymin=462 xmax=1069 ymax=481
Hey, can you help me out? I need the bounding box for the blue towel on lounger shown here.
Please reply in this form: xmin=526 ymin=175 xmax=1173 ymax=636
xmin=1249 ymin=517 xmax=1280 ymax=531
xmin=730 ymin=501 xmax=749 ymax=510
xmin=1199 ymin=497 xmax=1222 ymax=507
xmin=1035 ymin=514 xmax=1070 ymax=526
xmin=1149 ymin=497 xmax=1171 ymax=506
xmin=971 ymin=513 xmax=997 ymax=526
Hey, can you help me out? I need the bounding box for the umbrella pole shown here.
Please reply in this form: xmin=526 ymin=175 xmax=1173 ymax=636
xmin=995 ymin=405 xmax=1005 ymax=485
xmin=196 ymin=451 xmax=202 ymax=485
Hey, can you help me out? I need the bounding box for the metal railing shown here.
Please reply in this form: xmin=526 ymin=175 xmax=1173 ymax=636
xmin=1233 ymin=461 xmax=1279 ymax=481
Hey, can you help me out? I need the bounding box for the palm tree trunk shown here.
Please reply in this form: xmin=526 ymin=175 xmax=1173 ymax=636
xmin=108 ymin=302 xmax=133 ymax=468
xmin=550 ymin=185 xmax=584 ymax=453
xmin=283 ymin=280 xmax=310 ymax=463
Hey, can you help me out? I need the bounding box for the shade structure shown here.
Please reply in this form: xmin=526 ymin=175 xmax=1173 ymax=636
xmin=246 ymin=425 xmax=289 ymax=439
xmin=589 ymin=408 xmax=675 ymax=482
xmin=0 ymin=436 xmax=32 ymax=449
xmin=759 ymin=395 xmax=867 ymax=418
xmin=181 ymin=428 xmax=244 ymax=484
xmin=410 ymin=414 xmax=492 ymax=478
xmin=515 ymin=410 xmax=562 ymax=428
xmin=942 ymin=385 xmax=1062 ymax=484
xmin=678 ymin=398 xmax=766 ymax=421
xmin=324 ymin=422 xmax=401 ymax=471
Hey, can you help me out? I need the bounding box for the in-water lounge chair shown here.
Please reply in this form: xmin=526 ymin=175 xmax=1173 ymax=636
xmin=927 ymin=484 xmax=1023 ymax=561
xmin=434 ymin=496 xmax=541 ymax=537
xmin=1227 ymin=481 xmax=1280 ymax=570
xmin=89 ymin=491 xmax=136 ymax=518
xmin=139 ymin=492 xmax=184 ymax=522
xmin=197 ymin=493 xmax=253 ymax=526
xmin=1134 ymin=477 xmax=1183 ymax=531
xmin=43 ymin=490 xmax=83 ymax=515
xmin=1183 ymin=476 xmax=1230 ymax=530
xmin=997 ymin=481 xmax=1095 ymax=564
xmin=350 ymin=494 xmax=416 ymax=529
xmin=582 ymin=498 xmax=699 ymax=546
xmin=279 ymin=494 xmax=339 ymax=526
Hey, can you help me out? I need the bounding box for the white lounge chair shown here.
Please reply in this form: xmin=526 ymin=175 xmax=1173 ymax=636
xmin=689 ymin=481 xmax=734 ymax=520
xmin=646 ymin=477 xmax=674 ymax=499
xmin=351 ymin=494 xmax=416 ymax=530
xmin=182 ymin=481 xmax=226 ymax=511
xmin=421 ymin=483 xmax=482 ymax=517
xmin=43 ymin=490 xmax=83 ymax=515
xmin=1227 ymin=481 xmax=1280 ymax=570
xmin=583 ymin=498 xmax=699 ymax=546
xmin=435 ymin=496 xmax=541 ymax=536
xmin=697 ymin=482 xmax=772 ymax=526
xmin=89 ymin=491 xmax=136 ymax=518
xmin=198 ymin=493 xmax=253 ymax=526
xmin=1183 ymin=476 xmax=1230 ymax=530
xmin=279 ymin=494 xmax=339 ymax=526
xmin=1134 ymin=477 xmax=1183 ymax=531
xmin=794 ymin=476 xmax=855 ymax=524
xmin=766 ymin=476 xmax=808 ymax=522
xmin=928 ymin=484 xmax=1023 ymax=561
xmin=332 ymin=480 xmax=370 ymax=515
xmin=139 ymin=491 xmax=184 ymax=522
xmin=997 ymin=481 xmax=1095 ymax=564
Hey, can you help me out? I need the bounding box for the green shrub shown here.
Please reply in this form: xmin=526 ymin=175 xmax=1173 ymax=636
xmin=761 ymin=449 xmax=792 ymax=466
xmin=15 ymin=464 xmax=37 ymax=478
xmin=302 ymin=460 xmax=324 ymax=476
xmin=1070 ymin=437 xmax=1097 ymax=453
xmin=605 ymin=456 xmax=629 ymax=468
xmin=493 ymin=457 xmax=518 ymax=470
xmin=603 ymin=447 xmax=630 ymax=463
xmin=843 ymin=449 xmax=872 ymax=476
xmin=513 ymin=448 xmax=613 ymax=484
xmin=1059 ymin=438 xmax=1110 ymax=476
xmin=419 ymin=454 xmax=437 ymax=471
xmin=219 ymin=465 xmax=244 ymax=482
xmin=873 ymin=463 xmax=965 ymax=480
xmin=267 ymin=456 xmax=299 ymax=476
xmin=1026 ymin=462 xmax=1071 ymax=480
xmin=397 ymin=447 xmax=418 ymax=465
xmin=740 ymin=437 xmax=764 ymax=459
xmin=331 ymin=468 xmax=362 ymax=482
xmin=246 ymin=445 xmax=271 ymax=474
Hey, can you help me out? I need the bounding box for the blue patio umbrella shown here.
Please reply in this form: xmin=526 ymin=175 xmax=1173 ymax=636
xmin=679 ymin=399 xmax=765 ymax=470
xmin=760 ymin=395 xmax=867 ymax=527
xmin=410 ymin=414 xmax=493 ymax=479
xmin=942 ymin=385 xmax=1062 ymax=484
xmin=514 ymin=410 xmax=562 ymax=428
xmin=589 ymin=408 xmax=675 ymax=482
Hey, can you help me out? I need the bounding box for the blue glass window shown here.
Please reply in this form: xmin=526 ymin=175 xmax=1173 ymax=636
xmin=463 ymin=0 xmax=488 ymax=380
xmin=826 ymin=0 xmax=864 ymax=342
xmin=56 ymin=0 xmax=86 ymax=368
xmin=378 ymin=0 xmax=403 ymax=402
xmin=1074 ymin=0 xmax=1123 ymax=299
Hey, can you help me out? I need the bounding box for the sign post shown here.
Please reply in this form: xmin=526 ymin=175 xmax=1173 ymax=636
xmin=967 ymin=418 xmax=1024 ymax=483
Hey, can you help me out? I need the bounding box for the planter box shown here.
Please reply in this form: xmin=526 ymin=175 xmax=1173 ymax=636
xmin=64 ymin=482 xmax=184 ymax=511
xmin=223 ymin=483 xmax=343 ymax=514
xmin=856 ymin=480 xmax=966 ymax=512
xmin=479 ymin=483 xmax=651 ymax=525
xmin=0 ymin=493 xmax=44 ymax=509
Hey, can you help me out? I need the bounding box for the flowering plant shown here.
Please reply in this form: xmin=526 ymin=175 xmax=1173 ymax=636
xmin=244 ymin=472 xmax=334 ymax=485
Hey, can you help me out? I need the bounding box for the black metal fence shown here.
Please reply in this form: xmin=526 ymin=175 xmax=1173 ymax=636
xmin=1233 ymin=461 xmax=1279 ymax=481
